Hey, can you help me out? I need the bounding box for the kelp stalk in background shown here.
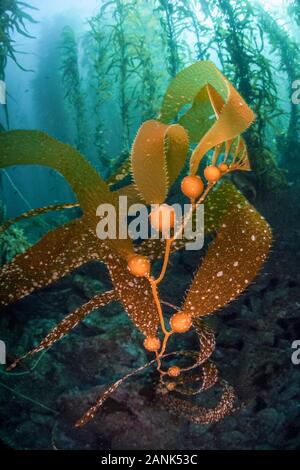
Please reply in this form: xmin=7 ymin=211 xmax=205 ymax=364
xmin=60 ymin=26 xmax=87 ymax=153
xmin=0 ymin=0 xmax=37 ymax=130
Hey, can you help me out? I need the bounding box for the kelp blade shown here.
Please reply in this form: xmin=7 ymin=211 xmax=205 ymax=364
xmin=184 ymin=181 xmax=272 ymax=316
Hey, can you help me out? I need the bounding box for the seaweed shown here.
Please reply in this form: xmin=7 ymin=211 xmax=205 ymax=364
xmin=288 ymin=0 xmax=300 ymax=27
xmin=82 ymin=15 xmax=111 ymax=175
xmin=32 ymin=17 xmax=70 ymax=143
xmin=257 ymin=3 xmax=300 ymax=180
xmin=176 ymin=0 xmax=210 ymax=60
xmin=155 ymin=0 xmax=190 ymax=77
xmin=132 ymin=36 xmax=160 ymax=122
xmin=0 ymin=0 xmax=37 ymax=129
xmin=201 ymin=0 xmax=286 ymax=194
xmin=0 ymin=0 xmax=36 ymax=78
xmin=99 ymin=0 xmax=141 ymax=154
xmin=60 ymin=26 xmax=87 ymax=153
xmin=0 ymin=62 xmax=272 ymax=428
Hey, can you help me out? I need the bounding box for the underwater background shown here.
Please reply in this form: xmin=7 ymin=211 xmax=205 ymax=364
xmin=0 ymin=0 xmax=300 ymax=450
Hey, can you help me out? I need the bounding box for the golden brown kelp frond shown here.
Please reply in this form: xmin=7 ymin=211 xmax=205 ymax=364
xmin=189 ymin=79 xmax=254 ymax=175
xmin=0 ymin=60 xmax=271 ymax=429
xmin=161 ymin=61 xmax=226 ymax=124
xmin=0 ymin=203 xmax=80 ymax=234
xmin=168 ymin=322 xmax=216 ymax=375
xmin=179 ymin=86 xmax=215 ymax=144
xmin=191 ymin=319 xmax=216 ymax=366
xmin=199 ymin=362 xmax=219 ymax=392
xmin=164 ymin=380 xmax=236 ymax=425
xmin=131 ymin=120 xmax=189 ymax=204
xmin=104 ymin=247 xmax=160 ymax=337
xmin=7 ymin=290 xmax=116 ymax=371
xmin=175 ymin=362 xmax=219 ymax=396
xmin=0 ymin=131 xmax=102 ymax=216
xmin=1 ymin=227 xmax=159 ymax=336
xmin=0 ymin=219 xmax=100 ymax=309
xmin=183 ymin=182 xmax=272 ymax=317
xmin=206 ymin=84 xmax=251 ymax=172
xmin=160 ymin=61 xmax=254 ymax=175
xmin=0 ymin=130 xmax=134 ymax=258
xmin=75 ymin=379 xmax=125 ymax=428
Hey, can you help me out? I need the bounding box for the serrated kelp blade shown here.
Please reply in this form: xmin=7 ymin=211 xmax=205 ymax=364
xmin=0 ymin=130 xmax=134 ymax=258
xmin=177 ymin=362 xmax=218 ymax=396
xmin=183 ymin=183 xmax=272 ymax=317
xmin=131 ymin=120 xmax=169 ymax=204
xmin=27 ymin=291 xmax=116 ymax=354
xmin=179 ymin=86 xmax=215 ymax=144
xmin=104 ymin=248 xmax=159 ymax=336
xmin=0 ymin=203 xmax=80 ymax=235
xmin=164 ymin=124 xmax=189 ymax=185
xmin=206 ymin=83 xmax=225 ymax=118
xmin=160 ymin=61 xmax=227 ymax=124
xmin=131 ymin=120 xmax=188 ymax=204
xmin=158 ymin=60 xmax=254 ymax=176
xmin=190 ymin=79 xmax=254 ymax=175
xmin=0 ymin=219 xmax=100 ymax=309
xmin=164 ymin=380 xmax=235 ymax=424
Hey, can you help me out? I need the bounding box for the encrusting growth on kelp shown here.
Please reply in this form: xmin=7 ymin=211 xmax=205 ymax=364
xmin=0 ymin=61 xmax=272 ymax=427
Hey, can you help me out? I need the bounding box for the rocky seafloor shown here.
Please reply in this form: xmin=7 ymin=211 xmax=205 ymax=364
xmin=0 ymin=186 xmax=300 ymax=450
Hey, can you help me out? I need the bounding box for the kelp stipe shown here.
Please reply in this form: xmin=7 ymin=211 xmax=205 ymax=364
xmin=82 ymin=15 xmax=111 ymax=174
xmin=0 ymin=0 xmax=37 ymax=130
xmin=257 ymin=3 xmax=300 ymax=181
xmin=0 ymin=62 xmax=272 ymax=428
xmin=60 ymin=26 xmax=87 ymax=153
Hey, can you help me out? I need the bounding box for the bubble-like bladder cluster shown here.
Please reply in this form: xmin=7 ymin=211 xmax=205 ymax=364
xmin=0 ymin=61 xmax=272 ymax=427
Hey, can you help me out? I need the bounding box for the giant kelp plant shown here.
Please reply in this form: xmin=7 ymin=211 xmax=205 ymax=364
xmin=0 ymin=0 xmax=36 ymax=130
xmin=32 ymin=16 xmax=71 ymax=143
xmin=154 ymin=0 xmax=189 ymax=77
xmin=257 ymin=3 xmax=300 ymax=181
xmin=0 ymin=62 xmax=272 ymax=427
xmin=0 ymin=1 xmax=36 ymax=256
xmin=99 ymin=0 xmax=142 ymax=155
xmin=175 ymin=0 xmax=210 ymax=61
xmin=60 ymin=26 xmax=87 ymax=153
xmin=82 ymin=14 xmax=111 ymax=175
xmin=288 ymin=0 xmax=300 ymax=27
